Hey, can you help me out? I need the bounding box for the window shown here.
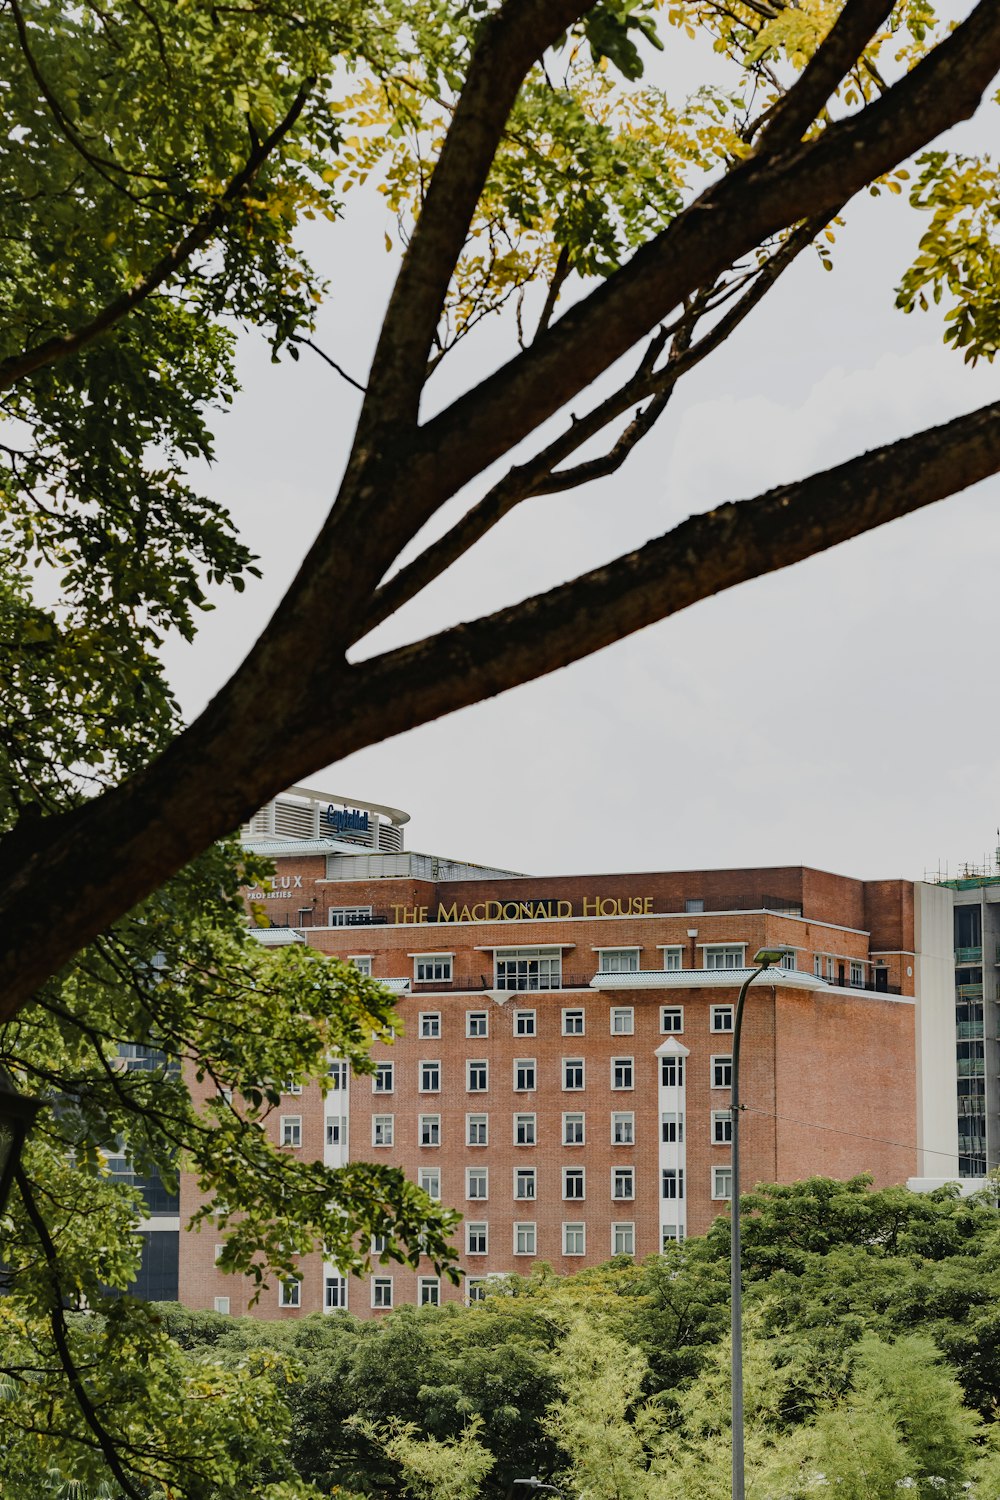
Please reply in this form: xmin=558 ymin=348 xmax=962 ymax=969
xmin=610 ymin=1006 xmax=634 ymax=1035
xmin=612 ymin=1057 xmax=634 ymax=1090
xmin=563 ymin=1167 xmax=585 ymax=1200
xmin=280 ymin=1116 xmax=302 ymax=1148
xmin=612 ymin=1111 xmax=634 ymax=1145
xmin=662 ymin=948 xmax=683 ymax=972
xmin=713 ymin=1165 xmax=733 ymax=1200
xmin=414 ymin=954 xmax=453 ymax=983
xmin=562 ymin=1008 xmax=585 ymax=1035
xmin=515 ymin=1113 xmax=536 ymax=1146
xmin=467 ymin=1279 xmax=486 ymax=1303
xmin=613 ymin=1167 xmax=635 ymax=1200
xmin=467 ymin=1060 xmax=488 ymax=1092
xmin=496 ymin=947 xmax=562 ymax=990
xmin=515 ymin=1009 xmax=536 ymax=1036
xmin=813 ymin=954 xmax=823 ymax=977
xmin=467 ymin=1222 xmax=488 ymax=1255
xmin=711 ymin=1005 xmax=734 ymax=1033
xmin=599 ymin=949 xmax=640 ymax=973
xmin=350 ymin=955 xmax=373 ymax=976
xmin=685 ymin=898 xmax=704 ymax=914
xmin=661 ymin=1112 xmax=683 ymax=1143
xmin=371 ymin=1234 xmax=388 ymax=1254
xmin=712 ymin=1055 xmax=733 ymax=1089
xmin=282 ymin=1080 xmax=303 ymax=1095
xmin=613 ymin=1222 xmax=635 ymax=1256
xmin=419 ymin=1012 xmax=441 ymax=1039
xmin=780 ymin=950 xmax=797 ymax=971
xmin=514 ymin=1058 xmax=536 ymax=1091
xmin=563 ymin=1223 xmax=585 ymax=1256
xmin=563 ymin=1058 xmax=585 ymax=1091
xmin=420 ymin=1114 xmax=441 ymax=1147
xmin=662 ymin=1167 xmax=685 ymax=1199
xmin=826 ymin=956 xmax=835 ymax=980
xmin=372 ymin=1114 xmax=394 ymax=1147
xmin=214 ymin=1244 xmax=225 ymax=1264
xmin=712 ymin=1109 xmax=732 ymax=1145
xmin=705 ymin=945 xmax=746 ymax=970
xmin=660 ymin=1006 xmax=684 ymax=1033
xmin=419 ymin=1167 xmax=441 ymax=1200
xmin=326 ymin=1116 xmax=346 ymax=1146
xmin=662 ymin=1225 xmax=683 ymax=1247
xmin=214 ymin=1296 xmax=231 ymax=1315
xmin=563 ymin=1112 xmax=585 ymax=1145
xmin=279 ymin=1278 xmax=301 ymax=1308
xmin=466 ymin=1010 xmax=488 ymax=1037
xmin=661 ymin=1055 xmax=684 ymax=1087
xmin=467 ymin=1167 xmax=488 ymax=1200
xmin=373 ymin=1062 xmax=394 ymax=1094
xmin=515 ymin=1167 xmax=536 ymax=1200
xmin=328 ymin=1060 xmax=348 ymax=1089
xmin=467 ymin=1114 xmax=488 ymax=1146
xmin=419 ymin=1277 xmax=440 ymax=1306
xmin=372 ymin=1277 xmax=393 ymax=1309
xmin=514 ymin=1222 xmax=536 ymax=1256
xmin=850 ymin=961 xmax=865 ymax=986
xmin=325 ymin=1276 xmax=347 ymax=1310
xmin=420 ymin=1060 xmax=441 ymax=1093
xmin=329 ymin=905 xmax=373 ymax=926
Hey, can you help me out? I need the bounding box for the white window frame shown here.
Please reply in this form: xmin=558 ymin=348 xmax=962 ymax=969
xmin=562 ymin=1058 xmax=585 ymax=1091
xmin=662 ymin=947 xmax=683 ymax=972
xmin=562 ymin=1008 xmax=585 ymax=1036
xmin=780 ymin=950 xmax=797 ymax=972
xmin=514 ymin=1058 xmax=537 ymax=1092
xmin=563 ymin=1111 xmax=585 ymax=1146
xmin=563 ymin=1222 xmax=585 ymax=1256
xmin=371 ymin=1276 xmax=393 ymax=1309
xmin=279 ymin=1277 xmax=301 ymax=1308
xmin=814 ymin=954 xmax=823 ymax=977
xmin=419 ymin=1166 xmax=441 ymax=1200
xmin=610 ymin=1006 xmax=635 ymax=1035
xmin=349 ymin=955 xmax=373 ymax=977
xmin=419 ymin=1276 xmax=440 ymax=1307
xmin=280 ymin=1115 xmax=302 ymax=1148
xmin=514 ymin=1221 xmax=536 ymax=1256
xmin=611 ymin=1056 xmax=634 ymax=1091
xmin=466 ymin=1222 xmax=488 ymax=1255
xmin=612 ymin=1222 xmax=635 ymax=1256
xmin=373 ymin=1061 xmax=394 ymax=1094
xmin=466 ymin=1278 xmax=486 ymax=1304
xmin=712 ymin=1109 xmax=733 ymax=1145
xmin=419 ymin=1012 xmax=441 ymax=1039
xmin=613 ymin=1166 xmax=635 ymax=1201
xmin=850 ymin=960 xmax=865 ymax=986
xmin=467 ymin=1059 xmax=488 ymax=1092
xmin=704 ymin=945 xmax=746 ymax=970
xmin=282 ymin=1080 xmax=303 ymax=1095
xmin=562 ymin=1166 xmax=585 ymax=1200
xmin=372 ymin=1114 xmax=394 ymax=1148
xmin=712 ymin=1164 xmax=733 ymax=1201
xmin=660 ymin=1006 xmax=684 ymax=1033
xmin=597 ymin=948 xmax=640 ymax=973
xmin=325 ymin=1276 xmax=347 ymax=1310
xmin=661 ymin=1111 xmax=683 ymax=1144
xmin=466 ymin=1010 xmax=489 ymax=1038
xmin=612 ymin=1110 xmax=634 ymax=1146
xmin=712 ymin=1055 xmax=733 ymax=1089
xmin=326 ymin=1116 xmax=346 ymax=1146
xmin=419 ymin=1113 xmax=441 ymax=1147
xmin=214 ymin=1296 xmax=231 ymax=1314
xmin=514 ymin=1167 xmax=536 ymax=1201
xmin=467 ymin=1166 xmax=489 ymax=1200
xmin=419 ymin=1059 xmax=441 ymax=1093
xmin=662 ymin=1167 xmax=685 ymax=1200
xmin=496 ymin=947 xmax=562 ymax=991
xmin=514 ymin=1008 xmax=536 ymax=1036
xmin=329 ymin=905 xmax=373 ymax=926
xmin=467 ymin=1113 xmax=488 ymax=1147
xmin=711 ymin=1005 xmax=734 ymax=1033
xmin=515 ymin=1112 xmax=536 ymax=1146
xmin=661 ymin=1054 xmax=684 ymax=1087
xmin=328 ymin=1059 xmax=348 ymax=1089
xmin=414 ymin=953 xmax=454 ymax=984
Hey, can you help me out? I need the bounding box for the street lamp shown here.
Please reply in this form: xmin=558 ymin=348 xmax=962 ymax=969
xmin=730 ymin=948 xmax=784 ymax=1500
xmin=0 ymin=1068 xmax=42 ymax=1217
xmin=512 ymin=1482 xmax=564 ymax=1496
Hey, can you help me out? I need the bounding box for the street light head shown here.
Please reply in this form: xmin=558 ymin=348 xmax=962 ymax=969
xmin=752 ymin=949 xmax=785 ymax=968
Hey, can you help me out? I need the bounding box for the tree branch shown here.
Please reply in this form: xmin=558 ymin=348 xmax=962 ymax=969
xmin=0 ymin=79 xmax=314 ymax=392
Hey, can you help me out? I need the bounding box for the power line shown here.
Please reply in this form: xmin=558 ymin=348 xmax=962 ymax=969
xmin=741 ymin=1102 xmax=986 ymax=1172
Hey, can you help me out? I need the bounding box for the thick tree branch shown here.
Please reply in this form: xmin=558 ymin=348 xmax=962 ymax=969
xmin=363 ymin=216 xmax=821 ymax=634
xmin=758 ymin=0 xmax=896 ymax=154
xmin=0 ymin=80 xmax=313 ymax=392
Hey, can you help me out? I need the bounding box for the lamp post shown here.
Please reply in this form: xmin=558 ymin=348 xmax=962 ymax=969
xmin=730 ymin=948 xmax=784 ymax=1500
xmin=0 ymin=1067 xmax=42 ymax=1217
xmin=511 ymin=1481 xmax=564 ymax=1496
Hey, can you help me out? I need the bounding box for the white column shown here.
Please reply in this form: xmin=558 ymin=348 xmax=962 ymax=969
xmin=322 ymin=1060 xmax=350 ymax=1310
xmin=655 ymin=1037 xmax=689 ymax=1246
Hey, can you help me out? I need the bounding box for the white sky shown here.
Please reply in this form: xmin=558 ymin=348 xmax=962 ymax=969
xmin=162 ymin=6 xmax=1000 ymax=885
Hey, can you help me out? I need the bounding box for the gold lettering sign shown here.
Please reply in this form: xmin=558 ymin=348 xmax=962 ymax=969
xmin=424 ymin=896 xmax=653 ymax=924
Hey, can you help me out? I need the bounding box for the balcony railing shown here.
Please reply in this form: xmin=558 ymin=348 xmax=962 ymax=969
xmin=957 ymin=983 xmax=984 ymax=1001
xmin=956 ymin=946 xmax=983 ymax=964
xmin=957 ymin=1059 xmax=986 ymax=1078
xmin=957 ymin=1022 xmax=985 ymax=1040
xmin=957 ymin=1095 xmax=987 ymax=1116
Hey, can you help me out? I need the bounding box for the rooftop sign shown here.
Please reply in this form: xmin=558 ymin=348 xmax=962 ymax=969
xmin=326 ymin=806 xmax=370 ymax=835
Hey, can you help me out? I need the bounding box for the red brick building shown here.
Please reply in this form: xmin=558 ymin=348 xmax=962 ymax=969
xmin=177 ymin=787 xmax=928 ymax=1320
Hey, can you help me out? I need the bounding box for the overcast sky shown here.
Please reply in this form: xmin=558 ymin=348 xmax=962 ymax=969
xmin=162 ymin=6 xmax=1000 ymax=885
